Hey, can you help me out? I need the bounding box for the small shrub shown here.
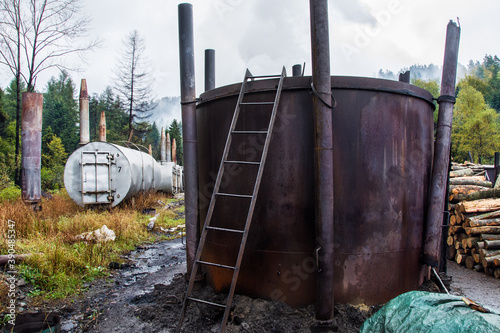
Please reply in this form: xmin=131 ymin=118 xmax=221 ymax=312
xmin=0 ymin=184 xmax=21 ymax=202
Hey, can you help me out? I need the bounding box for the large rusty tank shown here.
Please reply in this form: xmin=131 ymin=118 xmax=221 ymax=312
xmin=196 ymin=75 xmax=435 ymax=306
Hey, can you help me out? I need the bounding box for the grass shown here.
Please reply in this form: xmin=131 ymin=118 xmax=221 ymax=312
xmin=0 ymin=190 xmax=184 ymax=308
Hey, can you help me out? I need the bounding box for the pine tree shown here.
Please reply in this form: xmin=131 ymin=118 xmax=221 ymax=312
xmin=145 ymin=122 xmax=160 ymax=160
xmin=43 ymin=70 xmax=79 ymax=155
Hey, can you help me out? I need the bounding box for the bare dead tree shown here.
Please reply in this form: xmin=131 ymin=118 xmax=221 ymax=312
xmin=0 ymin=0 xmax=22 ymax=184
xmin=0 ymin=0 xmax=98 ymax=183
xmin=113 ymin=30 xmax=156 ymax=139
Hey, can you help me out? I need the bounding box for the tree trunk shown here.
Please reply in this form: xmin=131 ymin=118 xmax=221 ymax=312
xmin=469 ymin=218 xmax=500 ymax=228
xmin=454 ymin=188 xmax=500 ymax=202
xmin=458 ymin=198 xmax=500 ymax=214
xmin=465 ymin=255 xmax=475 ymax=269
xmin=481 ymin=234 xmax=500 ymax=241
xmin=480 ymin=249 xmax=500 ymax=258
xmin=473 ymin=253 xmax=481 ymax=263
xmin=484 ymin=240 xmax=500 ymax=250
xmin=449 ymin=225 xmax=465 ymax=235
xmin=455 ymin=249 xmax=469 ymax=265
xmin=450 ymin=168 xmax=474 ymax=177
xmin=481 ymin=254 xmax=500 ymax=268
xmin=464 ymin=237 xmax=479 ymax=249
xmin=467 ymin=226 xmax=500 ymax=235
xmin=449 ymin=177 xmax=491 ymax=187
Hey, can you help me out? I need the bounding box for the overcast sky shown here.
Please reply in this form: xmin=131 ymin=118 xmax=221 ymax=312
xmin=2 ymin=0 xmax=498 ymax=98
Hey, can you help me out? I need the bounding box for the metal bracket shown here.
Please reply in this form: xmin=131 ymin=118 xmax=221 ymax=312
xmin=310 ymin=82 xmax=336 ymax=108
xmin=436 ymin=95 xmax=456 ymax=104
xmin=315 ymin=246 xmax=322 ymax=272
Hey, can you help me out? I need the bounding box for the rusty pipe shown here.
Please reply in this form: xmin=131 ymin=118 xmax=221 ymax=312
xmin=205 ymin=49 xmax=215 ymax=92
xmin=99 ymin=110 xmax=106 ymax=142
xmin=423 ymin=20 xmax=461 ymax=267
xmin=179 ymin=2 xmax=200 ymax=277
xmin=161 ymin=128 xmax=167 ymax=163
xmin=21 ymin=92 xmax=43 ymax=205
xmin=167 ymin=132 xmax=172 ymax=162
xmin=292 ymin=64 xmax=302 ymax=77
xmin=310 ymin=0 xmax=335 ymax=323
xmin=79 ymin=79 xmax=90 ymax=145
xmin=172 ymin=137 xmax=177 ymax=164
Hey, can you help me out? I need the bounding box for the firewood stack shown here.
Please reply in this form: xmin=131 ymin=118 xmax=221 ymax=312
xmin=447 ymin=161 xmax=500 ymax=279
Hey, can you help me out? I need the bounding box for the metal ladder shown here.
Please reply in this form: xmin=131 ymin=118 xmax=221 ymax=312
xmin=176 ymin=67 xmax=287 ymax=333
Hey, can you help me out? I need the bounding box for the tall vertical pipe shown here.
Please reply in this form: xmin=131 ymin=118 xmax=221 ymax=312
xmin=79 ymin=79 xmax=90 ymax=145
xmin=161 ymin=128 xmax=167 ymax=164
xmin=178 ymin=2 xmax=200 ymax=277
xmin=172 ymin=138 xmax=177 ymax=164
xmin=21 ymin=92 xmax=43 ymax=206
xmin=167 ymin=132 xmax=172 ymax=162
xmin=292 ymin=64 xmax=302 ymax=77
xmin=423 ymin=20 xmax=461 ymax=267
xmin=205 ymin=49 xmax=215 ymax=92
xmin=310 ymin=0 xmax=334 ymax=323
xmin=99 ymin=110 xmax=106 ymax=142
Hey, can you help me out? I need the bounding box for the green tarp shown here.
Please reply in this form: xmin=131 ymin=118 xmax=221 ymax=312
xmin=360 ymin=291 xmax=500 ymax=333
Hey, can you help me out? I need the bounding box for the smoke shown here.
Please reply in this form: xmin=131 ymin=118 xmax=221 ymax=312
xmin=332 ymin=1 xmax=376 ymax=26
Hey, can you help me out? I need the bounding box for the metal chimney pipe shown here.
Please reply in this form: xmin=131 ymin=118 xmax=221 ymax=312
xmin=167 ymin=132 xmax=172 ymax=162
xmin=172 ymin=137 xmax=177 ymax=164
xmin=161 ymin=128 xmax=167 ymax=164
xmin=79 ymin=79 xmax=90 ymax=145
xmin=148 ymin=144 xmax=153 ymax=156
xmin=179 ymin=2 xmax=200 ymax=278
xmin=292 ymin=64 xmax=302 ymax=77
xmin=21 ymin=92 xmax=43 ymax=207
xmin=309 ymin=0 xmax=335 ymax=323
xmin=99 ymin=110 xmax=106 ymax=142
xmin=205 ymin=49 xmax=215 ymax=92
xmin=310 ymin=0 xmax=335 ymax=324
xmin=423 ymin=20 xmax=461 ymax=267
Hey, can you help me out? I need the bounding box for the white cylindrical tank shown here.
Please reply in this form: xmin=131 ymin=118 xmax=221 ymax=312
xmin=64 ymin=142 xmax=177 ymax=207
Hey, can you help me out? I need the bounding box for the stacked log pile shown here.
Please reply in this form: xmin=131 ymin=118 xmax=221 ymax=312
xmin=447 ymin=161 xmax=500 ymax=279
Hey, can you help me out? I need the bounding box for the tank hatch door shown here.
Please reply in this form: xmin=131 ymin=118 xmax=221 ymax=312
xmin=81 ymin=151 xmax=114 ymax=205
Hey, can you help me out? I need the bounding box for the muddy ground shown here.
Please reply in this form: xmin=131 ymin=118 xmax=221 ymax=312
xmin=3 ymin=238 xmax=500 ymax=333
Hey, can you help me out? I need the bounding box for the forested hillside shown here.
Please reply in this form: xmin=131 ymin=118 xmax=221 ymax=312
xmin=1 ymin=55 xmax=500 ymax=196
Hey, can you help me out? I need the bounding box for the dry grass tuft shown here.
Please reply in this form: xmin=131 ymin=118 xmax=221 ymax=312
xmin=0 ymin=189 xmax=182 ymax=301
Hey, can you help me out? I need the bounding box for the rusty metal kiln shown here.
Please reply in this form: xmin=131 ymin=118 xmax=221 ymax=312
xmin=195 ymin=75 xmax=435 ymax=306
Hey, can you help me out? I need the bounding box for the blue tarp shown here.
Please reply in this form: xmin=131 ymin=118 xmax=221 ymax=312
xmin=360 ymin=291 xmax=500 ymax=333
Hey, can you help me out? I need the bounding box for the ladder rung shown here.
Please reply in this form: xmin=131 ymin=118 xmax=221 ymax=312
xmin=198 ymin=260 xmax=236 ymax=270
xmin=224 ymin=160 xmax=260 ymax=165
xmin=216 ymin=193 xmax=253 ymax=198
xmin=187 ymin=297 xmax=226 ymax=308
xmin=240 ymin=102 xmax=274 ymax=105
xmin=206 ymin=226 xmax=245 ymax=233
xmin=249 ymin=74 xmax=281 ymax=79
xmin=231 ymin=130 xmax=268 ymax=134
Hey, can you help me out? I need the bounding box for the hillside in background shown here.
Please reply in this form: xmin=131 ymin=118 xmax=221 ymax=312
xmin=149 ymin=96 xmax=181 ymax=131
